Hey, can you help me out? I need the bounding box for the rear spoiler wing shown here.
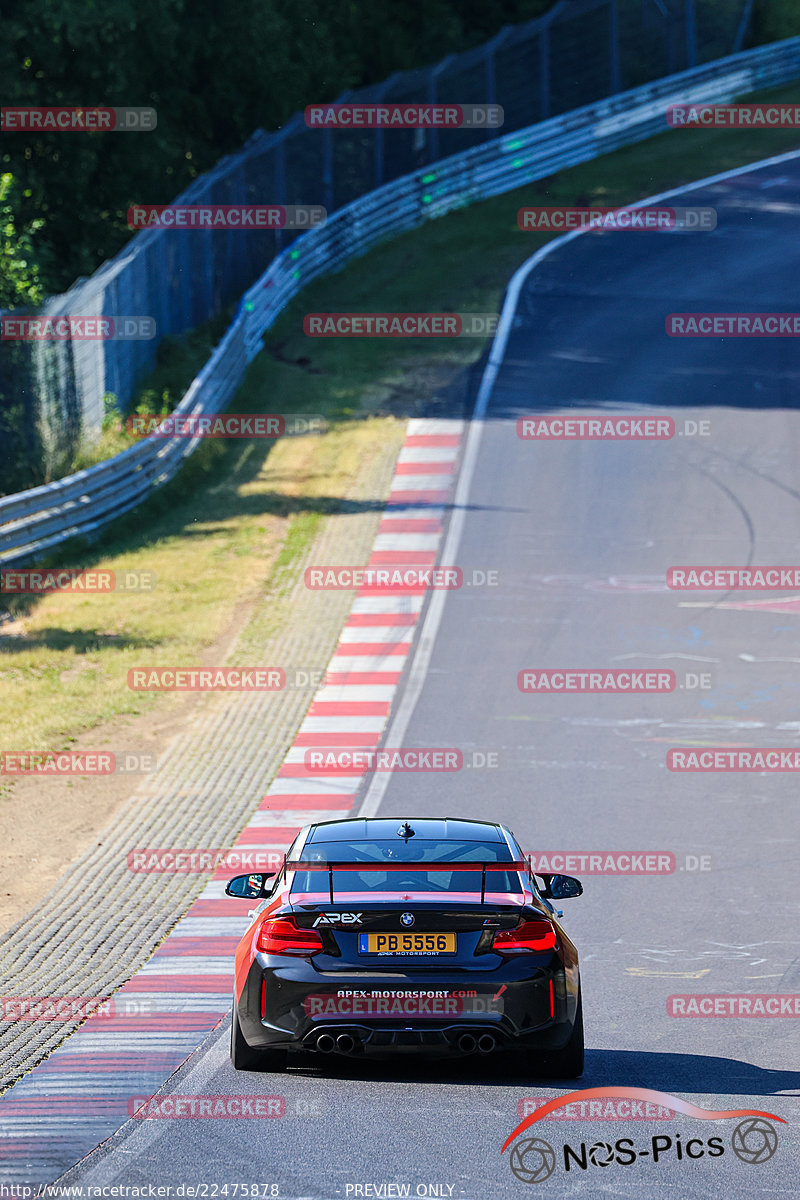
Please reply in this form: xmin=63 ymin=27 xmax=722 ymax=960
xmin=284 ymin=857 xmax=531 ymax=904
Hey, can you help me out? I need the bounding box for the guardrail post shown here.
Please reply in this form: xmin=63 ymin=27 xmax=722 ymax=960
xmin=733 ymin=0 xmax=756 ymax=54
xmin=685 ymin=0 xmax=697 ymax=68
xmin=429 ymin=55 xmax=455 ymax=161
xmin=609 ymin=0 xmax=621 ymax=94
xmin=373 ymin=75 xmax=398 ymax=188
xmin=485 ymin=27 xmax=513 ymax=139
xmin=274 ymin=127 xmax=287 ymax=255
xmin=540 ymin=21 xmax=551 ymax=121
xmin=323 ymin=89 xmax=353 ymax=214
xmin=323 ymin=128 xmax=334 ymax=214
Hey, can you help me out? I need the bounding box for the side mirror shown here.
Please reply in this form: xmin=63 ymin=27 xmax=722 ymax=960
xmin=536 ymin=873 xmax=583 ymax=900
xmin=225 ymin=872 xmax=275 ymax=899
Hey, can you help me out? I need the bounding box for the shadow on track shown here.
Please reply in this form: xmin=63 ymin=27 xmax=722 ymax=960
xmin=275 ymin=1046 xmax=800 ymax=1097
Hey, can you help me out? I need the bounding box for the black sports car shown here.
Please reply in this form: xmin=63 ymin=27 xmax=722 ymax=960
xmin=226 ymin=816 xmax=584 ymax=1074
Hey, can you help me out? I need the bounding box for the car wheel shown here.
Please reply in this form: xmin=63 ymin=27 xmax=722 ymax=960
xmin=230 ymin=997 xmax=287 ymax=1072
xmin=544 ymin=987 xmax=584 ymax=1079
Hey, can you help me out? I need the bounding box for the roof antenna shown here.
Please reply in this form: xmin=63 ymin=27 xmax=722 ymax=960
xmin=397 ymin=822 xmax=415 ymax=842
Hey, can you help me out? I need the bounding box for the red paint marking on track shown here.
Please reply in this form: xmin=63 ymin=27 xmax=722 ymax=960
xmin=259 ymin=792 xmax=359 ymax=808
xmin=82 ymin=1014 xmax=222 ymax=1031
xmin=294 ymin=732 xmax=381 ymax=746
xmin=307 ymin=702 xmax=391 ymax=715
xmin=378 ymin=519 xmax=443 ymax=533
xmin=368 ymin=551 xmax=438 ymax=565
xmin=329 ymin=642 xmax=410 ymax=655
xmin=313 ymin=672 xmax=403 ymax=686
xmin=153 ymin=938 xmax=240 ymax=956
xmin=35 ymin=1052 xmax=188 ymax=1072
xmin=189 ymin=899 xmax=254 ymax=916
xmin=234 ymin=827 xmax=295 ymax=843
xmin=0 ymin=1099 xmax=129 ymax=1115
xmin=345 ymin=612 xmax=419 ymax=625
xmin=277 ymin=764 xmax=367 ymax=778
xmin=386 ymin=490 xmax=451 ymax=505
xmin=120 ymin=975 xmax=232 ymax=993
xmin=403 ymin=434 xmax=460 ymax=446
xmin=395 ymin=462 xmax=456 ymax=475
xmin=223 ymin=825 xmax=297 ymax=840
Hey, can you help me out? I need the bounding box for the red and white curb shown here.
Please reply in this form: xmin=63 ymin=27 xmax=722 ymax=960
xmin=0 ymin=417 xmax=464 ymax=1185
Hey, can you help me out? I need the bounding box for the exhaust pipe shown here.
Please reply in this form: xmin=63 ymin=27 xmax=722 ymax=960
xmin=316 ymin=1033 xmax=335 ymax=1054
xmin=457 ymin=1033 xmax=477 ymax=1054
xmin=336 ymin=1033 xmax=356 ymax=1054
xmin=477 ymin=1033 xmax=496 ymax=1055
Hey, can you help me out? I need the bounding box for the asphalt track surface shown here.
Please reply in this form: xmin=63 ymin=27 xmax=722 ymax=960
xmin=58 ymin=154 xmax=800 ymax=1197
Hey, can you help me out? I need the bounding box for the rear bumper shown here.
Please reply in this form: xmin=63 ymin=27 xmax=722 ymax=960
xmin=297 ymin=1019 xmax=573 ymax=1058
xmin=235 ymin=953 xmax=579 ymax=1057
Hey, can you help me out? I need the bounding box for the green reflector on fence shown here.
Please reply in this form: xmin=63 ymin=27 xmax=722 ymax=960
xmin=290 ymin=250 xmax=300 ymax=260
xmin=422 ymin=194 xmax=433 ymax=204
xmin=244 ymin=301 xmax=254 ymax=312
xmin=507 ymin=139 xmax=525 ymax=150
xmin=512 ymin=159 xmax=525 ymax=169
xmin=421 ymin=173 xmax=437 ymax=183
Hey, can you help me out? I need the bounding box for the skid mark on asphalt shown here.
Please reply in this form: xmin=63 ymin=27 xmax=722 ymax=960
xmin=625 ymin=968 xmax=712 ymax=978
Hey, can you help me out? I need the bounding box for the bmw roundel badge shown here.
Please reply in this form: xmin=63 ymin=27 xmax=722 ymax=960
xmin=400 ymin=912 xmax=415 ymax=927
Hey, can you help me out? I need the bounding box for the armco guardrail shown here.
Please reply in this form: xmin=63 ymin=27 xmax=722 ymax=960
xmin=1 ymin=35 xmax=799 ymax=567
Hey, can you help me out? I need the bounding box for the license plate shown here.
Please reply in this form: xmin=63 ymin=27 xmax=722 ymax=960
xmin=359 ymin=932 xmax=456 ymax=955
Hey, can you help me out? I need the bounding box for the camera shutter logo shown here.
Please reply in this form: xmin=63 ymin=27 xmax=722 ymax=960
xmin=730 ymin=1118 xmax=778 ymax=1165
xmin=509 ymin=1137 xmax=557 ymax=1184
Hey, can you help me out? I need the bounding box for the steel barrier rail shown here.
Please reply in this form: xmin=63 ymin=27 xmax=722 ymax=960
xmin=1 ymin=36 xmax=799 ymax=567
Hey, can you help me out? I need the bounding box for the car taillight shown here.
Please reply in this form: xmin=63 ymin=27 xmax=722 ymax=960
xmin=257 ymin=916 xmax=324 ymax=956
xmin=492 ymin=919 xmax=557 ymax=954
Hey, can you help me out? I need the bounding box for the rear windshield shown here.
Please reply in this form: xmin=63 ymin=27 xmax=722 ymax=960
xmin=290 ymin=838 xmax=523 ymax=895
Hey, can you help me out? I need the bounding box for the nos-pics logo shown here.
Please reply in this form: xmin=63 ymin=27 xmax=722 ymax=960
xmin=502 ymin=1088 xmax=782 ymax=1184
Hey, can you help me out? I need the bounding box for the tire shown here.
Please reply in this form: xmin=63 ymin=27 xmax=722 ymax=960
xmin=230 ymin=997 xmax=287 ymax=1072
xmin=544 ymin=987 xmax=584 ymax=1079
